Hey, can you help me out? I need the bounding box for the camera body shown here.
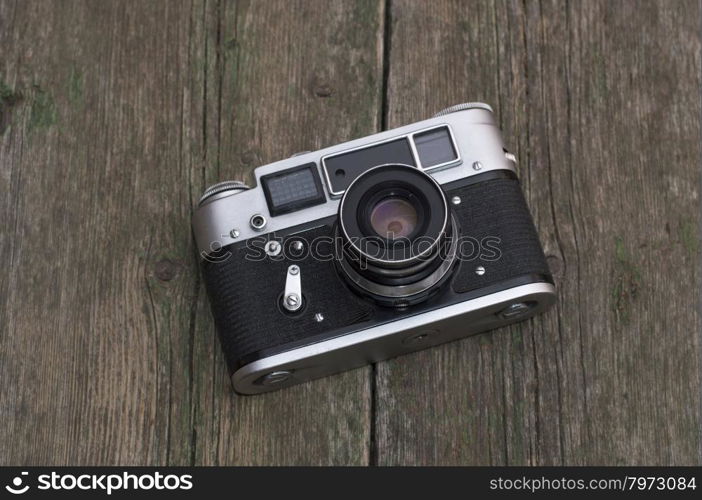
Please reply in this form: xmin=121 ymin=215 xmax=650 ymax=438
xmin=192 ymin=103 xmax=554 ymax=394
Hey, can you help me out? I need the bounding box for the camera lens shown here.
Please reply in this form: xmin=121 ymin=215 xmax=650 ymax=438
xmin=336 ymin=164 xmax=458 ymax=306
xmin=369 ymin=196 xmax=419 ymax=239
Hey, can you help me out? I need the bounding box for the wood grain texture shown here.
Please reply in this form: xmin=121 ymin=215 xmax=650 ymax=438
xmin=0 ymin=0 xmax=699 ymax=466
xmin=190 ymin=0 xmax=383 ymax=466
xmin=376 ymin=0 xmax=701 ymax=465
xmin=0 ymin=0 xmax=383 ymax=465
xmin=0 ymin=0 xmax=198 ymax=465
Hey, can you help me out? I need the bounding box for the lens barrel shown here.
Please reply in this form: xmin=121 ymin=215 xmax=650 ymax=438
xmin=336 ymin=164 xmax=457 ymax=306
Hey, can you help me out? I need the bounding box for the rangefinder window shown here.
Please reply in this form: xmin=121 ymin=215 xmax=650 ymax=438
xmin=413 ymin=126 xmax=458 ymax=169
xmin=261 ymin=163 xmax=326 ymax=216
xmin=323 ymin=138 xmax=416 ymax=196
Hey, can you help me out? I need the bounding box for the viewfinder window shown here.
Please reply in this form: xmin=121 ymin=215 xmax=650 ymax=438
xmin=413 ymin=127 xmax=458 ymax=169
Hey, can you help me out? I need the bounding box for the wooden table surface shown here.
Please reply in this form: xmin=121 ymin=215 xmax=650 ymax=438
xmin=1 ymin=0 xmax=700 ymax=466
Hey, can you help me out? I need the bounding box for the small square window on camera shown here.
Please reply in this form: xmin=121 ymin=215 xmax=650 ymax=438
xmin=413 ymin=126 xmax=458 ymax=169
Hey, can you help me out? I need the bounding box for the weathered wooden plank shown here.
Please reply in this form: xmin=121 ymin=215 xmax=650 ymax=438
xmin=0 ymin=0 xmax=199 ymax=464
xmin=0 ymin=0 xmax=383 ymax=465
xmin=3 ymin=0 xmax=698 ymax=467
xmin=190 ymin=0 xmax=384 ymax=466
xmin=376 ymin=0 xmax=701 ymax=465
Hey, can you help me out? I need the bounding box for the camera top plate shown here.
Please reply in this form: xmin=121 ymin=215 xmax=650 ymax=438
xmin=192 ymin=103 xmax=515 ymax=258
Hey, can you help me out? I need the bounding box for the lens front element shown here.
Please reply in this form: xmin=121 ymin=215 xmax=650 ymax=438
xmin=369 ymin=196 xmax=419 ymax=239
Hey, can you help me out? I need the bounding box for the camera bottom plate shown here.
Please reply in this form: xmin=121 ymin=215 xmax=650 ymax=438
xmin=232 ymin=282 xmax=556 ymax=394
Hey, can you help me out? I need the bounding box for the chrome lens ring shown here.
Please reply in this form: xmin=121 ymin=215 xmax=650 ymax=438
xmin=336 ymin=216 xmax=459 ymax=305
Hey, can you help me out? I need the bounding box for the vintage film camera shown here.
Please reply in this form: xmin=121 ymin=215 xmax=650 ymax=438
xmin=192 ymin=103 xmax=555 ymax=394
